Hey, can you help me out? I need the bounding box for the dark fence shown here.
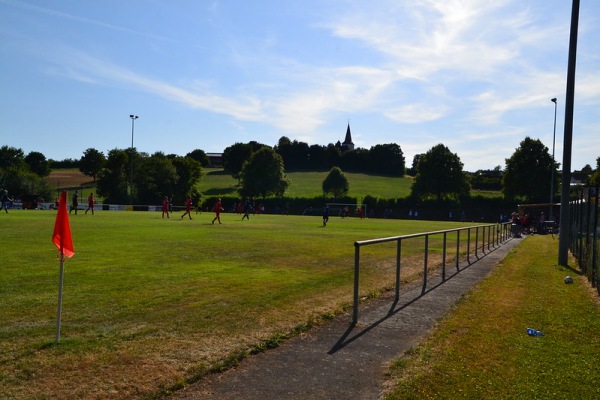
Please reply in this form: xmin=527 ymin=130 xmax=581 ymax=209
xmin=567 ymin=185 xmax=599 ymax=294
xmin=351 ymin=222 xmax=513 ymax=323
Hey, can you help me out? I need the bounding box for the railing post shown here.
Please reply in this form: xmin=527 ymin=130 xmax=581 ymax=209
xmin=475 ymin=227 xmax=479 ymax=259
xmin=395 ymin=239 xmax=401 ymax=301
xmin=481 ymin=225 xmax=486 ymax=254
xmin=456 ymin=230 xmax=460 ymax=272
xmin=352 ymin=242 xmax=360 ymax=324
xmin=422 ymin=234 xmax=429 ymax=294
xmin=467 ymin=228 xmax=471 ymax=264
xmin=442 ymin=232 xmax=447 ymax=281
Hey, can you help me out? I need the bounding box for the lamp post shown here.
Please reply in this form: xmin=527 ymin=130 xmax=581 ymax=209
xmin=549 ymin=98 xmax=557 ymax=220
xmin=129 ymin=115 xmax=138 ymax=205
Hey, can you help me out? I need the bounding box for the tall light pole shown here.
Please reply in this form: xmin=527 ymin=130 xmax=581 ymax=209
xmin=549 ymin=98 xmax=557 ymax=220
xmin=129 ymin=115 xmax=138 ymax=205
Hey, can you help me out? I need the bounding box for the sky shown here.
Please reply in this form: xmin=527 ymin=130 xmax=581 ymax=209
xmin=1 ymin=0 xmax=599 ymax=172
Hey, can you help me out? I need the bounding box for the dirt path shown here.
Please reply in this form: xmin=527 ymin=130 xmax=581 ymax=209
xmin=171 ymin=238 xmax=522 ymax=400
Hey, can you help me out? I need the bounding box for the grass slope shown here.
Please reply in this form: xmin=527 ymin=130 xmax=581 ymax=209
xmin=1 ymin=210 xmax=467 ymax=399
xmin=200 ymin=168 xmax=414 ymax=199
xmin=384 ymin=235 xmax=600 ymax=399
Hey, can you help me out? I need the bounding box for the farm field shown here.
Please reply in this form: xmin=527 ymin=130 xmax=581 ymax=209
xmin=1 ymin=209 xmax=471 ymax=399
xmin=47 ymin=168 xmax=93 ymax=189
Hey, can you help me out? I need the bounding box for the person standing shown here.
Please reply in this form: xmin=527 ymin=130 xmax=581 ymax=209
xmin=162 ymin=196 xmax=170 ymax=218
xmin=242 ymin=198 xmax=251 ymax=220
xmin=181 ymin=195 xmax=193 ymax=220
xmin=85 ymin=192 xmax=95 ymax=215
xmin=212 ymin=198 xmax=223 ymax=224
xmin=322 ymin=204 xmax=329 ymax=226
xmin=70 ymin=190 xmax=79 ymax=214
xmin=1 ymin=189 xmax=13 ymax=213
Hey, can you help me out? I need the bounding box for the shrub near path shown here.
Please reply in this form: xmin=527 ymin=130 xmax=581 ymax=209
xmin=384 ymin=235 xmax=600 ymax=399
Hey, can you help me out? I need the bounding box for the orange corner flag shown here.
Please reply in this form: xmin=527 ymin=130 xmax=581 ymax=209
xmin=52 ymin=191 xmax=75 ymax=258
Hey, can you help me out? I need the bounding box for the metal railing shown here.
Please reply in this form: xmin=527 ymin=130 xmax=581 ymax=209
xmin=352 ymin=222 xmax=513 ymax=324
xmin=567 ymin=185 xmax=599 ymax=293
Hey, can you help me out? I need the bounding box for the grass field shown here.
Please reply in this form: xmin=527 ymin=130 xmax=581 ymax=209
xmin=384 ymin=235 xmax=600 ymax=398
xmin=1 ymin=209 xmax=469 ymax=399
xmin=199 ymin=168 xmax=414 ymax=199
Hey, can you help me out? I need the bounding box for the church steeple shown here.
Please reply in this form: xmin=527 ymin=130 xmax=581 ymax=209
xmin=342 ymin=123 xmax=354 ymax=151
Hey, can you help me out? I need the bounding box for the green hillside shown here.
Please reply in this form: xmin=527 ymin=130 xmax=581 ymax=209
xmin=199 ymin=168 xmax=414 ymax=199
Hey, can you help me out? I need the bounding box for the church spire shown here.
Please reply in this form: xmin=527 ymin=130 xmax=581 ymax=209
xmin=342 ymin=123 xmax=354 ymax=151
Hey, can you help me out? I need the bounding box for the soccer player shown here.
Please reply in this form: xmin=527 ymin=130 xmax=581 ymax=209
xmin=212 ymin=198 xmax=223 ymax=224
xmin=181 ymin=196 xmax=193 ymax=220
xmin=70 ymin=190 xmax=79 ymax=215
xmin=322 ymin=204 xmax=329 ymax=226
xmin=162 ymin=196 xmax=170 ymax=218
xmin=85 ymin=192 xmax=95 ymax=215
xmin=242 ymin=198 xmax=251 ymax=220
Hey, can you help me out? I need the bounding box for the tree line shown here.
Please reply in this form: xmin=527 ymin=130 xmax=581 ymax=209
xmin=1 ymin=136 xmax=599 ymax=207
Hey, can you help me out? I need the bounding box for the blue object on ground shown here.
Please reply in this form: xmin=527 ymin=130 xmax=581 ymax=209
xmin=526 ymin=328 xmax=544 ymax=336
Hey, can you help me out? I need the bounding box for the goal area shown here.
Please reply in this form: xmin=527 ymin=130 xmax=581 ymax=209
xmin=302 ymin=203 xmax=367 ymax=218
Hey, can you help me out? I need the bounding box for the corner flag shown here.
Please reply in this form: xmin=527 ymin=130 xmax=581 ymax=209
xmin=52 ymin=190 xmax=74 ymax=342
xmin=52 ymin=191 xmax=75 ymax=258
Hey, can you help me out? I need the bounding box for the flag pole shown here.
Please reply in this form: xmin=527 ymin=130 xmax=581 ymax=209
xmin=56 ymin=252 xmax=65 ymax=343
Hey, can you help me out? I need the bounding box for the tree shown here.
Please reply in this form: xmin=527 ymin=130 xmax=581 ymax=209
xmin=0 ymin=146 xmax=26 ymax=170
xmin=340 ymin=148 xmax=369 ymax=172
xmin=411 ymin=144 xmax=470 ymax=201
xmin=171 ymin=156 xmax=203 ymax=201
xmin=368 ymin=143 xmax=405 ymax=176
xmin=96 ymin=149 xmax=130 ymax=203
xmin=588 ymin=157 xmax=600 ymax=185
xmin=223 ymin=141 xmax=269 ymax=180
xmin=470 ymin=166 xmax=503 ymax=191
xmin=326 ymin=144 xmax=341 ymax=169
xmin=186 ymin=149 xmax=210 ymax=167
xmin=238 ymin=147 xmax=289 ymax=199
xmin=322 ymin=167 xmax=350 ymax=198
xmin=0 ymin=146 xmax=52 ymax=200
xmin=308 ymin=144 xmax=329 ymax=170
xmin=24 ymin=151 xmax=51 ymax=177
xmin=407 ymin=154 xmax=422 ymax=176
xmin=79 ymin=148 xmax=106 ymax=182
xmin=502 ymin=137 xmax=557 ymax=202
xmin=274 ymin=137 xmax=310 ymax=170
xmin=135 ymin=152 xmax=178 ymax=204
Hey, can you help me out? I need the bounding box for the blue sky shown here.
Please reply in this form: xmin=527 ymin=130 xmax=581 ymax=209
xmin=1 ymin=0 xmax=599 ymax=172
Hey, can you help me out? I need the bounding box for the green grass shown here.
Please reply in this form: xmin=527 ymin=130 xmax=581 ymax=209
xmin=384 ymin=235 xmax=600 ymax=399
xmin=1 ymin=210 xmax=468 ymax=399
xmin=199 ymin=168 xmax=414 ymax=199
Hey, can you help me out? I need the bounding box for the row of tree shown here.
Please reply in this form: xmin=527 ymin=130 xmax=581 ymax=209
xmin=2 ymin=136 xmax=599 ymax=206
xmin=0 ymin=146 xmax=54 ymax=201
xmin=222 ymin=137 xmax=406 ymax=178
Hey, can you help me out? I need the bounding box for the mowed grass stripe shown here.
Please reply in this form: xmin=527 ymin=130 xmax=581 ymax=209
xmin=1 ymin=210 xmax=470 ymax=399
xmin=384 ymin=235 xmax=600 ymax=399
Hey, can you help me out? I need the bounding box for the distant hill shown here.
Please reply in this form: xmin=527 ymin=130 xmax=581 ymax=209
xmin=199 ymin=168 xmax=414 ymax=200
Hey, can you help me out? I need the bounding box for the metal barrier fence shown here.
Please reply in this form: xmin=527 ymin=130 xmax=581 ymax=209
xmin=567 ymin=185 xmax=599 ymax=294
xmin=352 ymin=222 xmax=513 ymax=324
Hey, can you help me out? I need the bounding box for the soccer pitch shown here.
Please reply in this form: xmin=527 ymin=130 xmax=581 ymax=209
xmin=1 ymin=210 xmax=470 ymax=399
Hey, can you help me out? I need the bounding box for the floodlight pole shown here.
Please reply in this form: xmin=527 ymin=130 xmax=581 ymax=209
xmin=549 ymin=98 xmax=557 ymax=220
xmin=558 ymin=0 xmax=580 ymax=266
xmin=129 ymin=115 xmax=138 ymax=205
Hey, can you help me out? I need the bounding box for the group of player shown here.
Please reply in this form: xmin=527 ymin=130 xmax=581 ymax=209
xmin=65 ymin=190 xmax=95 ymax=215
xmin=55 ymin=192 xmax=366 ymax=227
